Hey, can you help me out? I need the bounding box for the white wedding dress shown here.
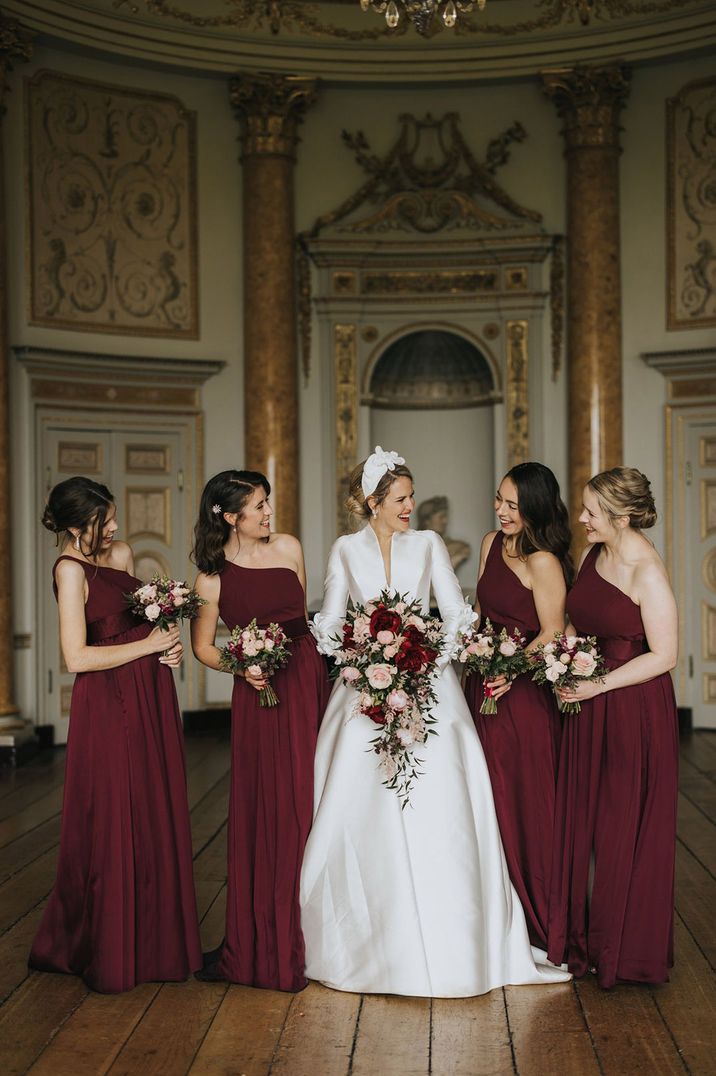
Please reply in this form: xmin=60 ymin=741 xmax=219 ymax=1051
xmin=300 ymin=525 xmax=570 ymax=998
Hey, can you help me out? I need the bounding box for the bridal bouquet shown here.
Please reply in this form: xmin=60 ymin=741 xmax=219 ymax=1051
xmin=331 ymin=590 xmax=445 ymax=808
xmin=125 ymin=575 xmax=206 ymax=631
xmin=531 ymin=632 xmax=607 ymax=714
xmin=458 ymin=619 xmax=530 ymax=714
xmin=218 ymin=620 xmax=291 ymax=707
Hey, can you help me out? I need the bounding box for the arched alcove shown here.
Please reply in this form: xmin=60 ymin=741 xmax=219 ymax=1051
xmin=367 ymin=329 xmax=496 ymax=591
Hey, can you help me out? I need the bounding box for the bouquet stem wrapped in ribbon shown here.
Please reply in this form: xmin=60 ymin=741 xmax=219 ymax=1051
xmin=125 ymin=575 xmax=206 ymax=639
xmin=458 ymin=618 xmax=529 ymax=714
xmin=530 ymin=632 xmax=607 ymax=713
xmin=331 ymin=589 xmax=445 ymax=809
xmin=218 ymin=619 xmax=291 ymax=707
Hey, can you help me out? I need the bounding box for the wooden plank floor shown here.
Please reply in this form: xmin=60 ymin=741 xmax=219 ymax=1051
xmin=0 ymin=731 xmax=714 ymax=1076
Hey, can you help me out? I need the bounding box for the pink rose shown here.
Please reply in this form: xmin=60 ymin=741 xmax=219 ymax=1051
xmin=572 ymin=651 xmax=597 ymax=677
xmin=559 ymin=653 xmax=572 ymax=665
xmin=394 ymin=602 xmax=406 ymax=615
xmin=341 ymin=666 xmax=360 ymax=683
xmin=470 ymin=638 xmax=493 ymax=658
xmin=387 ymin=688 xmax=409 ymax=710
xmin=247 ymin=664 xmax=262 ymax=676
xmin=243 ymin=641 xmax=259 ymax=657
xmin=407 ymin=614 xmax=426 ymax=631
xmin=145 ymin=603 xmax=161 ymax=621
xmin=545 ymin=664 xmax=564 ymax=683
xmin=377 ymin=630 xmax=395 ymax=645
xmin=172 ymin=595 xmax=186 ymax=607
xmin=383 ymin=645 xmax=398 ymax=659
xmin=263 ymin=638 xmax=275 ymax=651
xmin=499 ymin=640 xmax=517 ymax=657
xmin=366 ymin=663 xmax=396 ymax=690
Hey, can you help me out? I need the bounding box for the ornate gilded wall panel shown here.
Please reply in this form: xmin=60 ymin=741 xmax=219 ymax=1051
xmin=126 ymin=487 xmax=171 ymax=543
xmin=701 ymin=478 xmax=716 ymax=539
xmin=57 ymin=441 xmax=102 ymax=473
xmin=26 ymin=70 xmax=198 ymax=338
xmin=506 ymin=320 xmax=529 ymax=467
xmin=701 ymin=435 xmax=716 ymax=466
xmin=334 ymin=324 xmax=358 ymax=535
xmin=126 ymin=444 xmax=170 ymax=473
xmin=667 ymin=77 xmax=716 ymax=330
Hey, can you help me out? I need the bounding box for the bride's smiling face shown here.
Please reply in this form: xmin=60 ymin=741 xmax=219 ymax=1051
xmin=371 ymin=476 xmax=415 ymax=534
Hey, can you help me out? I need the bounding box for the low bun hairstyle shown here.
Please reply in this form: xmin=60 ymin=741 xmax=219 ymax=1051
xmin=345 ymin=458 xmax=414 ymax=526
xmin=42 ymin=476 xmax=114 ymax=559
xmin=588 ymin=467 xmax=657 ymax=530
xmin=192 ymin=469 xmax=270 ymax=575
xmin=504 ymin=462 xmax=574 ymax=586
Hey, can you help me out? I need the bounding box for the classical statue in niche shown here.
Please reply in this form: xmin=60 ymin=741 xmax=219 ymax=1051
xmin=417 ymin=496 xmax=471 ymax=573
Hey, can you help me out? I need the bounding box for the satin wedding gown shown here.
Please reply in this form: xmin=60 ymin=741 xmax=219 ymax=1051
xmin=300 ymin=526 xmax=570 ymax=997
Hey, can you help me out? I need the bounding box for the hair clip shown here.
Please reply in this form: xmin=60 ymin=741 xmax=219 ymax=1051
xmin=212 ymin=504 xmax=222 ymax=515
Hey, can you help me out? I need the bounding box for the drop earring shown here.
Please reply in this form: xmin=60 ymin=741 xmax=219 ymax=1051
xmin=74 ymin=534 xmax=81 ymax=550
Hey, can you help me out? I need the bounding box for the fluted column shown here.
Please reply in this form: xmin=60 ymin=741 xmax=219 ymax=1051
xmin=543 ymin=65 xmax=631 ymax=531
xmin=229 ymin=73 xmax=317 ymax=536
xmin=0 ymin=14 xmax=31 ymax=720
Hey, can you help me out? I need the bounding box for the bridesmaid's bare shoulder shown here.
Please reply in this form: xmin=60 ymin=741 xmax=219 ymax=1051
xmin=269 ymin=532 xmax=303 ymax=569
xmin=106 ymin=540 xmax=133 ymax=572
xmin=480 ymin=530 xmax=499 ymax=558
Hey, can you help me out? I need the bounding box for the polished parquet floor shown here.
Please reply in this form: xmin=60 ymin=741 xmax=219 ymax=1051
xmin=0 ymin=731 xmax=714 ymax=1076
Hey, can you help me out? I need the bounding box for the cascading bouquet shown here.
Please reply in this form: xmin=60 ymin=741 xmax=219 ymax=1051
xmin=458 ymin=618 xmax=530 ymax=714
xmin=218 ymin=619 xmax=291 ymax=707
xmin=331 ymin=590 xmax=445 ymax=808
xmin=530 ymin=632 xmax=607 ymax=714
xmin=125 ymin=574 xmax=206 ymax=631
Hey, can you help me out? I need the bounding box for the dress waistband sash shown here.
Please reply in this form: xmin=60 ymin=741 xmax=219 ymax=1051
xmin=86 ymin=609 xmax=142 ymax=643
xmin=264 ymin=616 xmax=309 ymax=641
xmin=597 ymin=637 xmax=647 ymax=666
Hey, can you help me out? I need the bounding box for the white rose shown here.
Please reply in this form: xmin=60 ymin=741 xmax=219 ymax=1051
xmin=145 ymin=603 xmax=161 ymax=621
xmin=545 ymin=664 xmax=563 ymax=683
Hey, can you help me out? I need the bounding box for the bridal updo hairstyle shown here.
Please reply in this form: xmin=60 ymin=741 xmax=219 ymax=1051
xmin=588 ymin=467 xmax=657 ymax=530
xmin=345 ymin=457 xmax=414 ymax=526
xmin=504 ymin=462 xmax=574 ymax=586
xmin=192 ymin=469 xmax=270 ymax=575
xmin=42 ymin=476 xmax=114 ymax=559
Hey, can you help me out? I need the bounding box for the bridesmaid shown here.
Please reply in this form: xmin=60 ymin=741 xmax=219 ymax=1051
xmin=29 ymin=477 xmax=201 ymax=993
xmin=191 ymin=470 xmax=329 ymax=991
xmin=464 ymin=462 xmax=572 ymax=950
xmin=548 ymin=467 xmax=678 ymax=987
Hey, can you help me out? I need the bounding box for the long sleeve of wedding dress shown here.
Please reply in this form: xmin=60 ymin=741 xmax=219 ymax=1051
xmin=300 ymin=526 xmax=570 ymax=998
xmin=424 ymin=531 xmax=477 ymax=665
xmin=310 ymin=537 xmax=348 ymax=656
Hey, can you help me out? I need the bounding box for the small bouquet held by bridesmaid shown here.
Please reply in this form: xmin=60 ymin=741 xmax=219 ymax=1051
xmin=530 ymin=632 xmax=607 ymax=714
xmin=458 ymin=619 xmax=530 ymax=714
xmin=125 ymin=575 xmax=206 ymax=630
xmin=331 ymin=590 xmax=445 ymax=808
xmin=218 ymin=620 xmax=291 ymax=707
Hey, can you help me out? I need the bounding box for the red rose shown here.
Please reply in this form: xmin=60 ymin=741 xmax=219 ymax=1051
xmin=395 ymin=646 xmax=425 ymax=673
xmin=342 ymin=623 xmax=356 ymax=649
xmin=370 ymin=607 xmax=402 ymax=638
xmin=362 ymin=703 xmax=387 ymax=725
xmin=404 ymin=625 xmax=426 ymax=644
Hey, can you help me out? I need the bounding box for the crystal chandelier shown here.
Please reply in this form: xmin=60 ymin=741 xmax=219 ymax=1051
xmin=359 ymin=0 xmax=486 ymax=36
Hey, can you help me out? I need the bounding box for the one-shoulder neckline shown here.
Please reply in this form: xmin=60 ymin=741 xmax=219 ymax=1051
xmin=225 ymin=561 xmax=298 ymax=576
xmin=490 ymin=532 xmax=532 ymax=593
xmin=54 ymin=555 xmax=135 ymax=576
xmin=587 ymin=546 xmax=640 ymax=609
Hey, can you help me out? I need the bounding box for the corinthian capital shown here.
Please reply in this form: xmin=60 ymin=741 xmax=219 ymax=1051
xmin=0 ymin=11 xmax=32 ymax=110
xmin=542 ymin=64 xmax=631 ymax=150
xmin=229 ymin=73 xmax=318 ymax=159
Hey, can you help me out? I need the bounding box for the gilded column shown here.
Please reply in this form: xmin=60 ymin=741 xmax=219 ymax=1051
xmin=543 ymin=65 xmax=631 ymax=530
xmin=0 ymin=15 xmax=32 ymax=720
xmin=229 ymin=73 xmax=317 ymax=536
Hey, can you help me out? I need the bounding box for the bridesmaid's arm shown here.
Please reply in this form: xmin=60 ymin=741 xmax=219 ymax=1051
xmin=56 ymin=559 xmax=180 ymax=673
xmin=190 ymin=572 xmax=267 ymax=689
xmin=471 ymin=531 xmax=496 ymax=620
xmin=526 ymin=551 xmax=567 ymax=651
xmin=561 ymin=560 xmax=678 ymax=702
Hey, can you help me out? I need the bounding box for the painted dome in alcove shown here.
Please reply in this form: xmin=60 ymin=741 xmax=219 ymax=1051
xmin=366 ymin=330 xmax=495 ymax=409
xmin=4 ymin=0 xmax=713 ymax=82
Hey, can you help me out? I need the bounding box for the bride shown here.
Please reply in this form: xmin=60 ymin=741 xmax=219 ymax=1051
xmin=300 ymin=448 xmax=570 ymax=997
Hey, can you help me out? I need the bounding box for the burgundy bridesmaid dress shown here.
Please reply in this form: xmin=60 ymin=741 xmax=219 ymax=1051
xmin=214 ymin=564 xmax=329 ymax=992
xmin=29 ymin=556 xmax=202 ymax=993
xmin=547 ymin=544 xmax=679 ymax=987
xmin=464 ymin=532 xmax=561 ymax=950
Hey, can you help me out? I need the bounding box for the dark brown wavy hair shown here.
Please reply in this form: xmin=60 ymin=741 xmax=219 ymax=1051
xmin=42 ymin=476 xmax=114 ymax=560
xmin=503 ymin=462 xmax=574 ymax=586
xmin=191 ymin=469 xmax=270 ymax=575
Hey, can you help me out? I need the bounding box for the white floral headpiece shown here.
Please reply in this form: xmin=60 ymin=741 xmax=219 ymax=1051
xmin=361 ymin=446 xmax=406 ymax=498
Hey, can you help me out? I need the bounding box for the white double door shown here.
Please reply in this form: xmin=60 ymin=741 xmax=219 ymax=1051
xmin=40 ymin=420 xmax=194 ymax=744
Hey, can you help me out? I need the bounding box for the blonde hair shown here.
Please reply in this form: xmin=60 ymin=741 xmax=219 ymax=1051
xmin=588 ymin=467 xmax=657 ymax=530
xmin=345 ymin=458 xmax=413 ymax=523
